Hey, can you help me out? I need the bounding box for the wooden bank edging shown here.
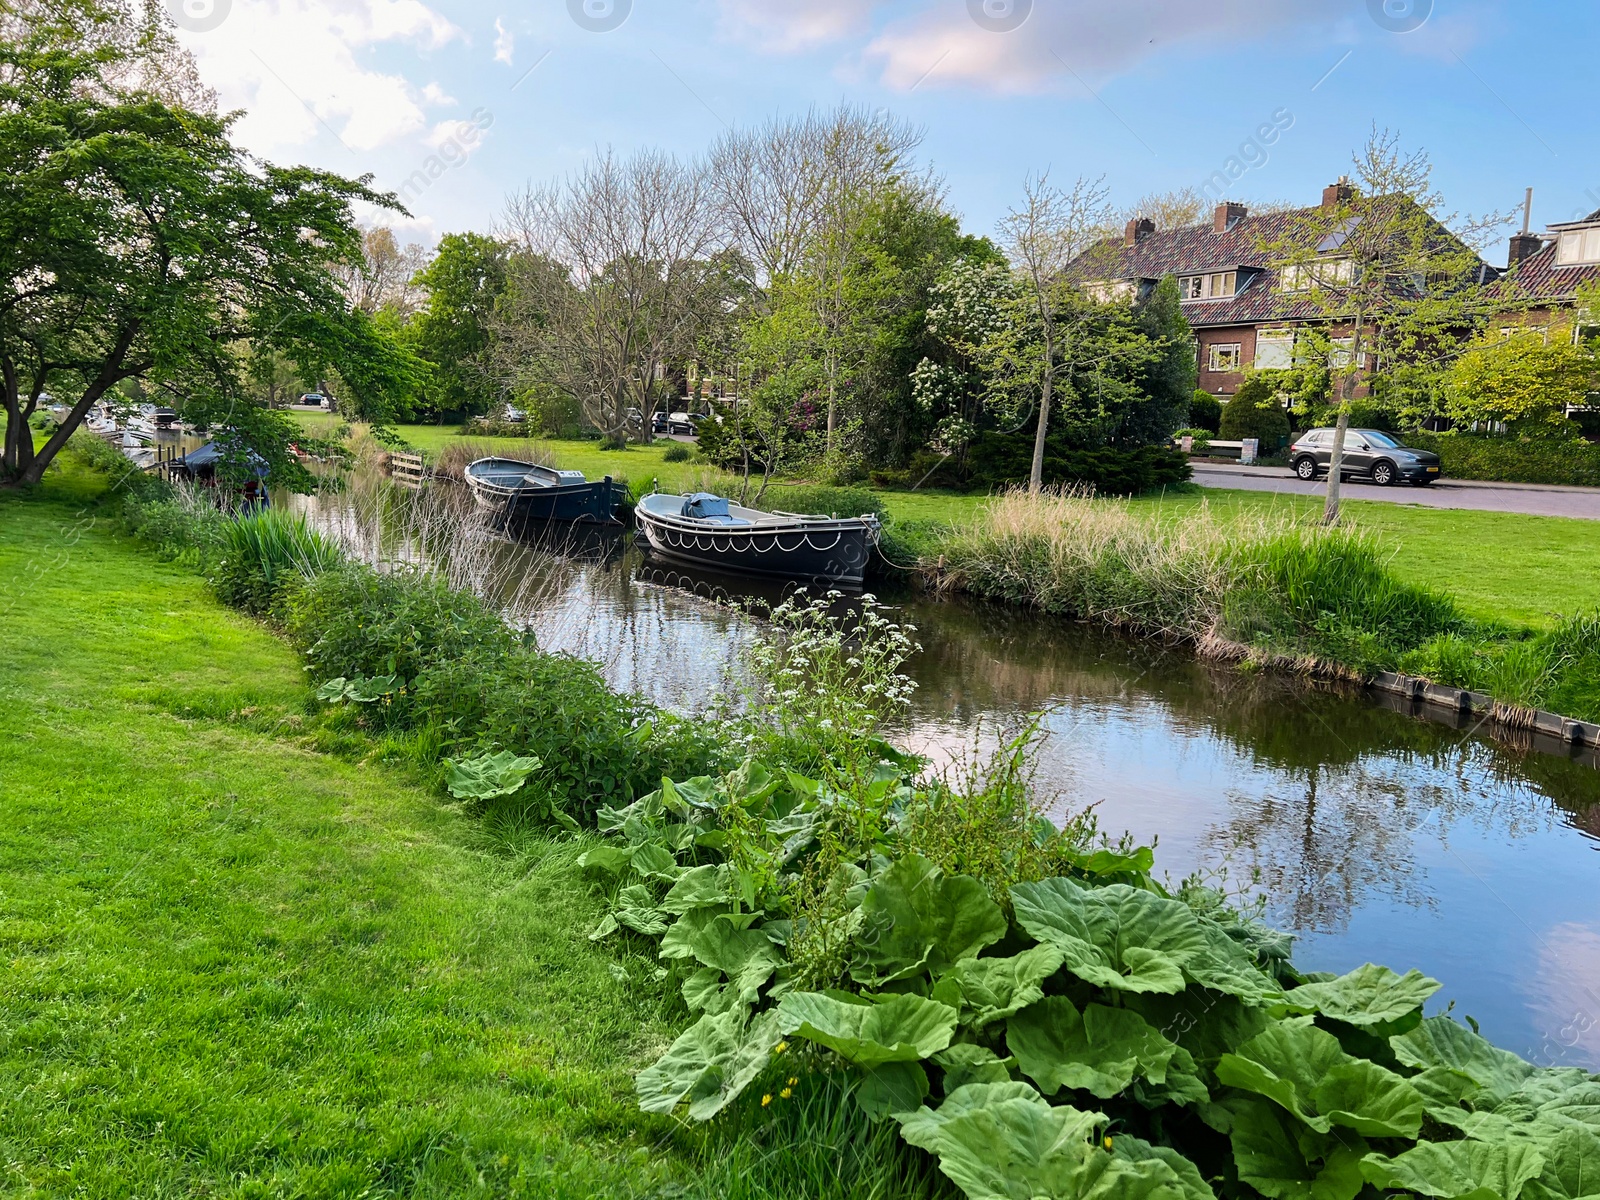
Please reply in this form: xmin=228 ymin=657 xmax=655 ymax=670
xmin=1368 ymin=671 xmax=1600 ymax=748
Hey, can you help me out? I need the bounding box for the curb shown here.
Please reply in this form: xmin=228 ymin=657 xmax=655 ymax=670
xmin=1369 ymin=671 xmax=1600 ymax=748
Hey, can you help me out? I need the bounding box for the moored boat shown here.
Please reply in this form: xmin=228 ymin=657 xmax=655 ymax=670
xmin=633 ymin=492 xmax=880 ymax=585
xmin=465 ymin=457 xmax=624 ymax=525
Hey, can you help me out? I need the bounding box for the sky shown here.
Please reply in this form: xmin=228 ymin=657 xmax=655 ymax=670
xmin=170 ymin=0 xmax=1598 ymax=265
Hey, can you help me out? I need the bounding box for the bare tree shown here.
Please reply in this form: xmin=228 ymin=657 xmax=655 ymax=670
xmin=1115 ymin=186 xmax=1208 ymax=232
xmin=995 ymin=173 xmax=1120 ymax=492
xmin=1268 ymin=128 xmax=1505 ymax=523
xmin=336 ymin=227 xmax=431 ymax=315
xmin=498 ymin=148 xmax=722 ymax=444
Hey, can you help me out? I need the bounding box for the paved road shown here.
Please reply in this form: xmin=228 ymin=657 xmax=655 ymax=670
xmin=1191 ymin=463 xmax=1600 ymax=520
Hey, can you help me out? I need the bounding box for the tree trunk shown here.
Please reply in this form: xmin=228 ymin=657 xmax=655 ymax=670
xmin=1029 ymin=367 xmax=1053 ymax=495
xmin=1321 ymin=312 xmax=1365 ymax=526
xmin=17 ymin=323 xmax=139 ymax=487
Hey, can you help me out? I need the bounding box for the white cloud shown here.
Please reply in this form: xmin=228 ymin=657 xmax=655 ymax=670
xmin=493 ymin=17 xmax=514 ymax=66
xmin=176 ymin=0 xmax=463 ymax=153
xmin=864 ymin=0 xmax=1337 ymax=94
xmin=714 ymin=0 xmax=886 ymax=53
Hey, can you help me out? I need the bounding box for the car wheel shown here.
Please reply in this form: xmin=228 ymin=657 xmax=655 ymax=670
xmin=1294 ymin=457 xmax=1318 ymax=481
xmin=1371 ymin=460 xmax=1396 ymax=486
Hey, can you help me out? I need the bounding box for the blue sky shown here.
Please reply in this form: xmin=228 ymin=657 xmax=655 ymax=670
xmin=175 ymin=0 xmax=1596 ymax=263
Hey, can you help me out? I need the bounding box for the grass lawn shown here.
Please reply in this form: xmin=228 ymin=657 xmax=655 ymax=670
xmin=301 ymin=417 xmax=1600 ymax=629
xmin=0 ymin=473 xmax=700 ymax=1196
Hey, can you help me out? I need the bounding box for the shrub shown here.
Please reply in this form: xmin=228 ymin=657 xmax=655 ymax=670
xmin=1406 ymin=432 xmax=1600 ymax=487
xmin=124 ymin=483 xmax=232 ymax=567
xmin=661 ymin=443 xmax=691 ymax=463
xmin=1189 ymin=390 xmax=1222 ymax=433
xmin=1218 ymin=378 xmax=1292 ymax=448
xmin=967 ymin=438 xmax=1191 ymax=496
xmin=765 ymin=484 xmax=884 ymax=519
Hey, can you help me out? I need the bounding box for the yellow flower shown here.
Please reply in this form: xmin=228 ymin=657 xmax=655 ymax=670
xmin=775 ymin=1041 xmax=788 ymax=1055
xmin=779 ymin=1087 xmax=792 ymax=1099
xmin=787 ymin=1076 xmax=798 ymax=1087
xmin=761 ymin=1094 xmax=772 ymax=1107
xmin=1103 ymin=1136 xmax=1114 ymax=1151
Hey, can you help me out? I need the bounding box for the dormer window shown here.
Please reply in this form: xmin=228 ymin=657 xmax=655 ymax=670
xmin=1281 ymin=258 xmax=1356 ymax=293
xmin=1179 ymin=271 xmax=1236 ymax=300
xmin=1556 ymin=228 xmax=1600 ymax=266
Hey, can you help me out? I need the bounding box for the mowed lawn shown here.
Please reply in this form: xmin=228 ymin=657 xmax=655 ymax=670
xmin=0 ymin=479 xmax=696 ymax=1196
xmin=306 ymin=416 xmax=1600 ymax=629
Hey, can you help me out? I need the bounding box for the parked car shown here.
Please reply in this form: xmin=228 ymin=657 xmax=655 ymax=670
xmin=502 ymin=406 xmax=526 ymax=423
xmin=651 ymin=411 xmax=670 ymax=434
xmin=667 ymin=411 xmax=695 ymax=435
xmin=1289 ymin=428 xmax=1441 ymax=487
xmin=298 ymin=392 xmax=331 ymax=409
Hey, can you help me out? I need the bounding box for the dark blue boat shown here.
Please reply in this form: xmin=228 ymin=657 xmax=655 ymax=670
xmin=634 ymin=492 xmax=880 ymax=586
xmin=465 ymin=457 xmax=624 ymax=526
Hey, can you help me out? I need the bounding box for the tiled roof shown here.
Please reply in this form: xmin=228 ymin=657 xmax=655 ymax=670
xmin=1498 ymin=217 xmax=1600 ymax=305
xmin=1070 ymin=199 xmax=1495 ymax=330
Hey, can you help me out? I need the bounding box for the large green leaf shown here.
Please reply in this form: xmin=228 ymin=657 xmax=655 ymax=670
xmin=1392 ymin=1017 xmax=1537 ymax=1104
xmin=933 ymin=1044 xmax=1016 ymax=1092
xmin=941 ymin=945 xmax=1066 ymax=1029
xmin=896 ymin=1081 xmax=1050 ymax=1153
xmin=778 ymin=991 xmax=957 ymax=1068
xmin=1010 ymin=879 xmax=1279 ymax=1002
xmin=1228 ymin=1096 xmax=1369 ymax=1200
xmin=1525 ymin=1127 xmax=1600 ymax=1200
xmin=1112 ymin=1135 xmax=1216 ymax=1200
xmin=903 ymin=1089 xmax=1203 ymax=1200
xmin=1126 ymin=990 xmax=1272 ymax=1068
xmin=852 ymin=855 xmax=1007 ymax=985
xmin=635 ymin=1008 xmax=783 ymax=1121
xmin=1008 ymin=996 xmax=1182 ymax=1099
xmin=1281 ymin=964 xmax=1440 ymax=1033
xmin=444 ymin=750 xmax=542 ymax=801
xmin=1361 ymin=1139 xmax=1548 ymax=1200
xmin=857 ymin=1060 xmax=931 ymax=1120
xmin=663 ymin=914 xmax=782 ymax=1007
xmin=1217 ymin=1018 xmax=1424 ymax=1138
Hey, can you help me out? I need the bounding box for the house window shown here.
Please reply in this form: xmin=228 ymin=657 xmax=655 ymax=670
xmin=1281 ymin=258 xmax=1355 ymax=293
xmin=1557 ymin=228 xmax=1600 ymax=265
xmin=1254 ymin=330 xmax=1295 ymax=370
xmin=1084 ymin=279 xmax=1134 ymax=302
xmin=1208 ymin=343 xmax=1243 ymax=372
xmin=1329 ymin=337 xmax=1368 ymax=370
xmin=1180 ymin=272 xmax=1236 ymax=300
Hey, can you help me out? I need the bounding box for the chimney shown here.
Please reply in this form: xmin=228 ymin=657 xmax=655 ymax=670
xmin=1213 ymin=202 xmax=1248 ymax=233
xmin=1124 ymin=216 xmax=1155 ymax=247
xmin=1508 ymin=187 xmax=1541 ymax=269
xmin=1322 ymin=178 xmax=1356 ymax=209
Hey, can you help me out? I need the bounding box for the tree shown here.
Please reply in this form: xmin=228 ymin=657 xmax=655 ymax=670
xmin=0 ymin=0 xmax=422 ymax=487
xmin=407 ymin=232 xmax=508 ymax=421
xmin=993 ymin=173 xmax=1149 ymax=492
xmin=1446 ymin=330 xmax=1596 ymax=432
xmin=337 ymin=227 xmax=430 ymax=317
xmin=498 ymin=149 xmax=722 ymax=446
xmin=1219 ymin=377 xmax=1292 ymax=447
xmin=1264 ymin=128 xmax=1504 ymax=522
xmin=1125 ymin=276 xmax=1196 ymax=445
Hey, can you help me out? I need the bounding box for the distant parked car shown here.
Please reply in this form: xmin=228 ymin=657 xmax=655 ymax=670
xmin=298 ymin=392 xmax=331 ymax=409
xmin=503 ymin=406 xmax=526 ymax=423
xmin=667 ymin=411 xmax=696 ymax=435
xmin=651 ymin=411 xmax=670 ymax=434
xmin=1289 ymin=428 xmax=1441 ymax=487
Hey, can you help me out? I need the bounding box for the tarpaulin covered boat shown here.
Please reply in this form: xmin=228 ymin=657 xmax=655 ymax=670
xmin=465 ymin=457 xmax=624 ymax=525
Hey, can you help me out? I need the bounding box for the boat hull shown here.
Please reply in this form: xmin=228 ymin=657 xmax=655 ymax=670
xmin=634 ymin=506 xmax=877 ymax=586
xmin=466 ymin=474 xmax=623 ymax=526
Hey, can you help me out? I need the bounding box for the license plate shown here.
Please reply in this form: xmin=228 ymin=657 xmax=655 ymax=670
xmin=1427 ymin=466 xmax=1439 ymax=473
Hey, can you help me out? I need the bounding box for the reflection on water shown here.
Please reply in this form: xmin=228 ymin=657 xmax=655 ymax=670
xmin=291 ymin=482 xmax=1600 ymax=1068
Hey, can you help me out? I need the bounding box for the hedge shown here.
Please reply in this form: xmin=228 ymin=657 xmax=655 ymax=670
xmin=1407 ymin=433 xmax=1600 ymax=487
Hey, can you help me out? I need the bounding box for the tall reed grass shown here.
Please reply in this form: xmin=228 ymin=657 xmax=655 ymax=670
xmin=933 ymin=487 xmax=1463 ymax=671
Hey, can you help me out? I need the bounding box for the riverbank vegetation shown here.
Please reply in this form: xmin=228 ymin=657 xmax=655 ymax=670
xmin=20 ymin=446 xmax=1600 ymax=1200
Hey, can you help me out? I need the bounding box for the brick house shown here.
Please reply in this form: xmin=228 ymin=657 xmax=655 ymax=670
xmin=1072 ymin=183 xmax=1496 ymax=402
xmin=1497 ymin=207 xmax=1600 ymax=338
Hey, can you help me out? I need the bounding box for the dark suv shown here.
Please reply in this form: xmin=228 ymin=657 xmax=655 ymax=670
xmin=1289 ymin=428 xmax=1441 ymax=487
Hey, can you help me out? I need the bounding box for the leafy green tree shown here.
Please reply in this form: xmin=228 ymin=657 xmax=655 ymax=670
xmin=407 ymin=232 xmax=509 ymax=422
xmin=1219 ymin=377 xmax=1292 ymax=447
xmin=1189 ymin=391 xmax=1223 ymax=434
xmin=1446 ymin=330 xmax=1596 ymax=432
xmin=0 ymin=0 xmax=421 ymax=487
xmin=1124 ymin=276 xmax=1197 ymax=445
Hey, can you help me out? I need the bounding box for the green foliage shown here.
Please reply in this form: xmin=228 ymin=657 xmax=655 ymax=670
xmin=0 ymin=3 xmax=419 ymax=484
xmin=214 ymin=509 xmax=345 ymax=614
xmin=406 ymin=232 xmax=510 ymax=421
xmin=1446 ymin=329 xmax=1597 ymax=432
xmin=662 ymin=443 xmax=692 ymax=463
xmin=767 ymin=485 xmax=885 ymax=519
xmin=1406 ymin=433 xmax=1600 ymax=488
xmin=1219 ymin=377 xmax=1293 ymax=448
xmin=967 ymin=438 xmax=1192 ymax=495
xmin=1127 ymin=276 xmax=1198 ymax=445
xmin=443 ymin=750 xmax=544 ymax=802
xmin=1190 ymin=391 xmax=1223 ymax=434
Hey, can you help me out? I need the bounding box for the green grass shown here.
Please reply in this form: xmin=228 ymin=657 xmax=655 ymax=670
xmin=0 ymin=480 xmax=708 ymax=1196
